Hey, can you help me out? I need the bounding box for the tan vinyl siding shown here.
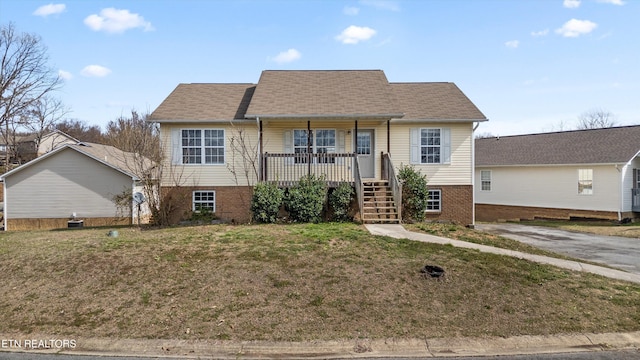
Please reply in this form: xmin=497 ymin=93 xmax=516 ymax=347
xmin=160 ymin=122 xmax=260 ymax=187
xmin=475 ymin=165 xmax=621 ymax=212
xmin=389 ymin=122 xmax=473 ymax=185
xmin=5 ymin=149 xmax=133 ymax=221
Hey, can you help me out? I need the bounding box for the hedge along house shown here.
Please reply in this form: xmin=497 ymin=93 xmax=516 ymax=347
xmin=1 ymin=142 xmax=152 ymax=231
xmin=149 ymin=70 xmax=488 ymax=225
xmin=475 ymin=125 xmax=640 ymax=222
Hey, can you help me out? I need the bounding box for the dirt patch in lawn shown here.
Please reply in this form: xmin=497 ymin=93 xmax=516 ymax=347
xmin=1 ymin=223 xmax=639 ymax=341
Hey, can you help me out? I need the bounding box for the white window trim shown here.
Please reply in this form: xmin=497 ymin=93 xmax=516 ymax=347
xmin=410 ymin=127 xmax=451 ymax=165
xmin=480 ymin=170 xmax=492 ymax=192
xmin=179 ymin=128 xmax=226 ymax=166
xmin=193 ymin=190 xmax=216 ymax=212
xmin=426 ymin=189 xmax=442 ymax=213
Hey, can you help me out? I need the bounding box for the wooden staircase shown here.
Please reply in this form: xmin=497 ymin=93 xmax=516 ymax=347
xmin=361 ymin=180 xmax=400 ymax=223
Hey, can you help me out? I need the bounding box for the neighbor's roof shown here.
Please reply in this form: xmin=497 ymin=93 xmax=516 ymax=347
xmin=1 ymin=142 xmax=152 ymax=181
xmin=390 ymin=82 xmax=487 ymax=121
xmin=245 ymin=70 xmax=403 ymax=118
xmin=476 ymin=125 xmax=640 ymax=166
xmin=150 ymin=83 xmax=256 ymax=121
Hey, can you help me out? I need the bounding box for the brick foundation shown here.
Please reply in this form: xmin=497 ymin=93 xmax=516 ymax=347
xmin=161 ymin=186 xmax=253 ymax=224
xmin=475 ymin=203 xmax=636 ymax=222
xmin=6 ymin=217 xmax=131 ymax=231
xmin=424 ymin=185 xmax=473 ymax=225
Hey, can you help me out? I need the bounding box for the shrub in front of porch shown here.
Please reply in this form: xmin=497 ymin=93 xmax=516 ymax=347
xmin=251 ymin=182 xmax=284 ymax=223
xmin=329 ymin=182 xmax=355 ymax=222
xmin=284 ymin=174 xmax=327 ymax=223
xmin=398 ymin=164 xmax=429 ymax=222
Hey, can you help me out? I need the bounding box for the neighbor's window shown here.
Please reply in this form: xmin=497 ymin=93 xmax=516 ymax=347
xmin=426 ymin=189 xmax=442 ymax=212
xmin=181 ymin=129 xmax=225 ymax=164
xmin=481 ymin=170 xmax=492 ymax=191
xmin=315 ymin=129 xmax=336 ymax=163
xmin=578 ymin=169 xmax=593 ymax=195
xmin=293 ymin=129 xmax=312 ymax=163
xmin=193 ymin=191 xmax=215 ymax=212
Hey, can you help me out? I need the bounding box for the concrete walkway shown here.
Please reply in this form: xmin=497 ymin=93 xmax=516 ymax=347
xmin=364 ymin=224 xmax=640 ymax=284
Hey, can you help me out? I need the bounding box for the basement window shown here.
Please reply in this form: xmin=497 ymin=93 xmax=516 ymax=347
xmin=426 ymin=189 xmax=442 ymax=212
xmin=193 ymin=191 xmax=216 ymax=212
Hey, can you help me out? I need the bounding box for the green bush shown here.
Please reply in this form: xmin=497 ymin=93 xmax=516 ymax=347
xmin=285 ymin=174 xmax=327 ymax=223
xmin=329 ymin=183 xmax=354 ymax=222
xmin=397 ymin=164 xmax=429 ymax=222
xmin=251 ymin=182 xmax=284 ymax=223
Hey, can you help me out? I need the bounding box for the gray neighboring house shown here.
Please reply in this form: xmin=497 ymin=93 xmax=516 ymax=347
xmin=1 ymin=142 xmax=150 ymax=231
xmin=475 ymin=125 xmax=640 ymax=222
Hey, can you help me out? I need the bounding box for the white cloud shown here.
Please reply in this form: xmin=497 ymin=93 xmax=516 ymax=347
xmin=33 ymin=3 xmax=66 ymax=17
xmin=505 ymin=40 xmax=519 ymax=48
xmin=597 ymin=0 xmax=625 ymax=5
xmin=531 ymin=29 xmax=549 ymax=37
xmin=343 ymin=6 xmax=360 ymax=15
xmin=81 ymin=65 xmax=111 ymax=77
xmin=555 ymin=19 xmax=597 ymax=37
xmin=335 ymin=25 xmax=377 ymax=44
xmin=359 ymin=0 xmax=400 ymax=11
xmin=563 ymin=0 xmax=581 ymax=8
xmin=270 ymin=49 xmax=302 ymax=64
xmin=58 ymin=70 xmax=73 ymax=80
xmin=84 ymin=8 xmax=154 ymax=34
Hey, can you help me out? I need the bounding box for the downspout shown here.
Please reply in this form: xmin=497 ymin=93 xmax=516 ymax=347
xmin=307 ymin=120 xmax=311 ymax=176
xmin=258 ymin=117 xmax=263 ymax=182
xmin=2 ymin=179 xmax=6 ymax=231
xmin=471 ymin=122 xmax=480 ymax=227
xmin=618 ymin=163 xmax=624 ymax=222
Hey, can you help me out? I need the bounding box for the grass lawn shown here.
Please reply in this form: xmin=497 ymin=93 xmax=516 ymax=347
xmin=0 ymin=223 xmax=639 ymax=341
xmin=509 ymin=219 xmax=640 ymax=238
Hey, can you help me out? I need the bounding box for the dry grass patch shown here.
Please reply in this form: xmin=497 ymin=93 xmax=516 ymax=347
xmin=0 ymin=223 xmax=639 ymax=341
xmin=515 ymin=220 xmax=640 ymax=238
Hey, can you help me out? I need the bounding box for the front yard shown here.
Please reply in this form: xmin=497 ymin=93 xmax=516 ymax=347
xmin=0 ymin=223 xmax=639 ymax=341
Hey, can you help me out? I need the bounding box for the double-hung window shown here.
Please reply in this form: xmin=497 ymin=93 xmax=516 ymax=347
xmin=410 ymin=128 xmax=451 ymax=165
xmin=480 ymin=170 xmax=492 ymax=191
xmin=180 ymin=129 xmax=225 ymax=165
xmin=578 ymin=169 xmax=593 ymax=195
xmin=288 ymin=129 xmax=338 ymax=164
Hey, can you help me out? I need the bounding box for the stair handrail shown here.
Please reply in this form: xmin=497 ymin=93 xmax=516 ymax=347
xmin=382 ymin=153 xmax=402 ymax=222
xmin=353 ymin=155 xmax=364 ymax=221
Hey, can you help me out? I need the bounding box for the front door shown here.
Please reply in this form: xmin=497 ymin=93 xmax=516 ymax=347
xmin=356 ymin=129 xmax=375 ymax=178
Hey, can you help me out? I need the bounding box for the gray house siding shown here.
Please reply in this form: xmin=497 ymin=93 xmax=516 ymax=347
xmin=5 ymin=148 xmax=133 ymax=221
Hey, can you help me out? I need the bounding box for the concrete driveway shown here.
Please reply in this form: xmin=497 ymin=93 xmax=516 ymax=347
xmin=476 ymin=223 xmax=640 ymax=275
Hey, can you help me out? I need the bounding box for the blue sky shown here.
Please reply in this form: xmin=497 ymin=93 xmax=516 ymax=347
xmin=1 ymin=0 xmax=638 ymax=136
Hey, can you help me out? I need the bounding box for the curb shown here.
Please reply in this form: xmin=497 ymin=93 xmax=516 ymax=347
xmin=2 ymin=332 xmax=640 ymax=359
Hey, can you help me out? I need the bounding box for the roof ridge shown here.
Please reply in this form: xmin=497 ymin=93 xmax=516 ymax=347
xmin=478 ymin=124 xmax=640 ymax=140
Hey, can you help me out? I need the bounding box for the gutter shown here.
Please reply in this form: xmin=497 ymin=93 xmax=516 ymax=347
xmin=245 ymin=113 xmax=405 ymax=120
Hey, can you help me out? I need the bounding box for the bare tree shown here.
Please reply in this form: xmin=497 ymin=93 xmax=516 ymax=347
xmin=54 ymin=119 xmax=105 ymax=143
xmin=23 ymin=96 xmax=69 ymax=151
xmin=475 ymin=131 xmax=497 ymax=139
xmin=104 ymin=110 xmax=188 ymax=226
xmin=577 ymin=108 xmax=617 ymax=130
xmin=1 ymin=23 xmax=62 ymax=170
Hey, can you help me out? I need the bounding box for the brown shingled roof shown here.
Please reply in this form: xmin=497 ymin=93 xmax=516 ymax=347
xmin=476 ymin=125 xmax=640 ymax=166
xmin=390 ymin=82 xmax=487 ymax=120
xmin=245 ymin=70 xmax=403 ymax=118
xmin=150 ymin=83 xmax=255 ymax=121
